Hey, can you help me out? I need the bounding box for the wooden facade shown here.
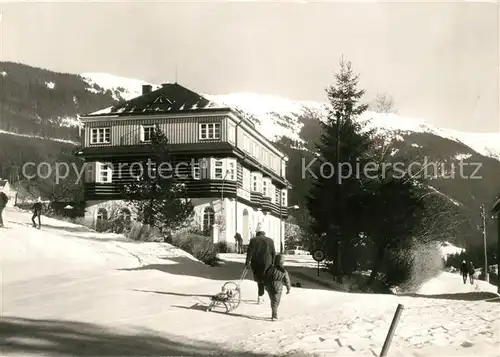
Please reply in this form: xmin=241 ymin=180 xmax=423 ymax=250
xmin=77 ymin=83 xmax=291 ymax=220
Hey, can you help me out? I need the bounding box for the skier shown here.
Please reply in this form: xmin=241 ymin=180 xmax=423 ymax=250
xmin=460 ymin=260 xmax=468 ymax=284
xmin=0 ymin=190 xmax=8 ymax=228
xmin=263 ymin=254 xmax=291 ymax=321
xmin=467 ymin=261 xmax=475 ymax=284
xmin=31 ymin=197 xmax=43 ymax=229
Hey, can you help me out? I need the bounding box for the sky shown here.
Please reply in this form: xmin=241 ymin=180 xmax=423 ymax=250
xmin=0 ymin=1 xmax=498 ymax=132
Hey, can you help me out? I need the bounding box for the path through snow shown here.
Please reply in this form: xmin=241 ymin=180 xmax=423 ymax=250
xmin=1 ymin=207 xmax=499 ymax=356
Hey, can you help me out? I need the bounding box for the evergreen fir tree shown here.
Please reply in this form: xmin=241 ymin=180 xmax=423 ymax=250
xmin=307 ymin=58 xmax=374 ymax=277
xmin=307 ymin=59 xmax=426 ymax=287
xmin=123 ymin=125 xmax=193 ymax=236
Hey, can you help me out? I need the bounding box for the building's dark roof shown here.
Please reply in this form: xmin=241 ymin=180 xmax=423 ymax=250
xmin=0 ymin=180 xmax=8 ymax=187
xmin=82 ymin=83 xmax=229 ymax=117
xmin=493 ymin=197 xmax=500 ymax=213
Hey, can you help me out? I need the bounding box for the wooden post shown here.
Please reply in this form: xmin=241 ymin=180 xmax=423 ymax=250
xmin=380 ymin=304 xmax=404 ymax=357
xmin=497 ymin=211 xmax=500 ymax=294
xmin=480 ymin=205 xmax=489 ymax=282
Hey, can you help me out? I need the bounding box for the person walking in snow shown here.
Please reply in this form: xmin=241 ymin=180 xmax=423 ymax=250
xmin=234 ymin=232 xmax=243 ymax=254
xmin=460 ymin=260 xmax=468 ymax=284
xmin=467 ymin=261 xmax=475 ymax=284
xmin=245 ymin=231 xmax=276 ymax=304
xmin=0 ymin=190 xmax=9 ymax=228
xmin=31 ymin=197 xmax=43 ymax=229
xmin=263 ymin=254 xmax=291 ymax=321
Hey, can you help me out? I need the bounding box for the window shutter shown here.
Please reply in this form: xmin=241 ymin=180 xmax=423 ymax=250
xmin=139 ymin=126 xmax=145 ymax=142
xmin=85 ymin=162 xmax=95 ymax=182
xmin=95 ymin=162 xmax=102 ymax=183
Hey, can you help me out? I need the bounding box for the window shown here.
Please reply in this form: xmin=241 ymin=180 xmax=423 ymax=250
xmin=262 ymin=178 xmax=273 ymax=198
xmin=227 ymin=160 xmax=236 ymax=181
xmin=272 ymin=157 xmax=278 ymax=173
xmin=242 ymin=168 xmax=251 ymax=191
xmin=214 ymin=160 xmax=223 ymax=179
xmin=281 ymin=189 xmax=288 ymax=206
xmin=96 ymin=162 xmax=112 ymax=183
xmin=275 ymin=188 xmax=280 ymax=205
xmin=140 ymin=125 xmax=155 ymax=142
xmin=96 ymin=208 xmax=108 ymax=221
xmin=211 ymin=158 xmax=236 ymax=180
xmin=243 ymin=134 xmax=250 ymax=153
xmin=228 ymin=123 xmax=236 ymax=143
xmin=121 ymin=208 xmax=132 ymax=222
xmin=199 ymin=123 xmax=221 ymax=140
xmin=199 ymin=158 xmax=209 ymax=179
xmin=90 ymin=128 xmax=110 ymax=144
xmin=203 ymin=206 xmax=215 ymax=236
xmin=251 ymin=173 xmax=262 ymax=192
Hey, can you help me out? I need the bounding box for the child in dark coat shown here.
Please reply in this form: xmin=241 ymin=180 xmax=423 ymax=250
xmin=263 ymin=254 xmax=291 ymax=321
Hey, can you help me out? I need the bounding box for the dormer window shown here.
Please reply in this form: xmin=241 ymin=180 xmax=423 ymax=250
xmin=140 ymin=125 xmax=155 ymax=142
xmin=90 ymin=128 xmax=110 ymax=144
xmin=153 ymin=95 xmax=172 ymax=105
xmin=199 ymin=123 xmax=221 ymax=140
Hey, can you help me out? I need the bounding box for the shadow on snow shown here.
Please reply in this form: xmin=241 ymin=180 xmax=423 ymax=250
xmin=120 ymin=257 xmax=335 ymax=291
xmin=403 ymin=291 xmax=500 ymax=302
xmin=0 ymin=316 xmax=270 ymax=356
xmin=172 ymin=304 xmax=270 ymax=321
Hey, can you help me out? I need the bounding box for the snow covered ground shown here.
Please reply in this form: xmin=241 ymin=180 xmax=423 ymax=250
xmin=1 ymin=207 xmax=499 ymax=357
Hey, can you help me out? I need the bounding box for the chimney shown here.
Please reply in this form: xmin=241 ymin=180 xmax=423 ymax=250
xmin=142 ymin=84 xmax=152 ymax=95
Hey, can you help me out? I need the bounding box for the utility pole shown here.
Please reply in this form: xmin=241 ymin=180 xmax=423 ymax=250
xmin=335 ymin=110 xmax=342 ymax=284
xmin=480 ymin=204 xmax=489 ymax=282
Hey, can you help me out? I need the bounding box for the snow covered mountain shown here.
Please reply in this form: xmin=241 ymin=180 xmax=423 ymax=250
xmin=78 ymin=72 xmax=500 ymax=161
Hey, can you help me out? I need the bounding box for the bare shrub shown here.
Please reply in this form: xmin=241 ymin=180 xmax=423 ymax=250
xmin=393 ymin=241 xmax=444 ymax=292
xmin=171 ymin=232 xmax=219 ymax=266
xmin=127 ymin=222 xmax=162 ymax=242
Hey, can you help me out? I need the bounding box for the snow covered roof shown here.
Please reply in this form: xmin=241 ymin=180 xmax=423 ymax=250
xmin=82 ymin=83 xmax=229 ymax=117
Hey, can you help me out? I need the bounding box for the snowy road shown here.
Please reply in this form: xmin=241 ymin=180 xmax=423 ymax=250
xmin=1 ymin=207 xmax=499 ymax=356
